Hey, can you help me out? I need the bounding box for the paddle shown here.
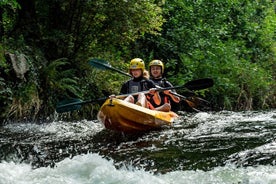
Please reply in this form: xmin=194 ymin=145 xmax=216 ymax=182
xmin=89 ymin=58 xmax=132 ymax=77
xmin=114 ymin=78 xmax=213 ymax=98
xmin=56 ymin=97 xmax=106 ymax=113
xmin=89 ymin=58 xmax=213 ymax=90
xmin=56 ymin=78 xmax=213 ymax=113
xmin=169 ymin=78 xmax=213 ymax=91
xmin=58 ymin=58 xmax=212 ymax=113
xmin=154 ymin=84 xmax=203 ymax=112
xmin=88 ymin=58 xmax=214 ymax=110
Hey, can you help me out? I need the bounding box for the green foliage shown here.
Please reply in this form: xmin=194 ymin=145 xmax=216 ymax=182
xmin=178 ymin=38 xmax=274 ymax=110
xmin=0 ymin=43 xmax=6 ymax=67
xmin=0 ymin=77 xmax=12 ymax=100
xmin=83 ymin=57 xmax=130 ymax=96
xmin=28 ymin=0 xmax=164 ymax=61
xmin=8 ymin=82 xmax=41 ymax=121
xmin=138 ymin=0 xmax=276 ymax=110
xmin=0 ymin=0 xmax=19 ymax=7
xmin=0 ymin=77 xmax=12 ymax=122
xmin=41 ymin=58 xmax=80 ymax=98
xmin=0 ymin=0 xmax=20 ymax=39
xmin=34 ymin=58 xmax=81 ymax=116
xmin=0 ymin=0 xmax=275 ymax=121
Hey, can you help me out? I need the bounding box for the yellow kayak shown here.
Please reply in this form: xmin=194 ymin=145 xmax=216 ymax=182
xmin=97 ymin=98 xmax=178 ymax=133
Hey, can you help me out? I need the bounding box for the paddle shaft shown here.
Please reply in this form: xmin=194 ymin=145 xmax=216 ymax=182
xmin=57 ymin=58 xmax=214 ymax=113
xmin=89 ymin=59 xmax=213 ymax=90
xmin=56 ymin=83 xmax=191 ymax=113
xmin=104 ymin=65 xmax=132 ymax=77
xmin=56 ymin=97 xmax=106 ymax=113
xmin=115 ymin=84 xmax=191 ymax=99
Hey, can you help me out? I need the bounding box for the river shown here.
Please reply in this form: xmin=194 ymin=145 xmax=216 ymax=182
xmin=0 ymin=110 xmax=275 ymax=184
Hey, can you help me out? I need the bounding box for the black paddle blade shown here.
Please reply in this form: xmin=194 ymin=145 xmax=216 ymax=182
xmin=89 ymin=58 xmax=112 ymax=70
xmin=89 ymin=58 xmax=132 ymax=77
xmin=184 ymin=78 xmax=214 ymax=91
xmin=56 ymin=99 xmax=83 ymax=113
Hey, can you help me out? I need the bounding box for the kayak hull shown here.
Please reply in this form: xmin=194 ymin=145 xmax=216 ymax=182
xmin=97 ymin=98 xmax=178 ymax=133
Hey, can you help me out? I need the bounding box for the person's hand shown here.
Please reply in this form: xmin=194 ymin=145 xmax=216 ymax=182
xmin=149 ymin=88 xmax=157 ymax=95
xmin=109 ymin=94 xmax=116 ymax=99
xmin=163 ymin=90 xmax=171 ymax=95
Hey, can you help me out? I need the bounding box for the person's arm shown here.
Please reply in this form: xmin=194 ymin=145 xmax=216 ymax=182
xmin=148 ymin=79 xmax=156 ymax=89
xmin=120 ymin=82 xmax=128 ymax=94
xmin=163 ymin=90 xmax=180 ymax=103
xmin=148 ymin=80 xmax=162 ymax=105
xmin=163 ymin=80 xmax=180 ymax=103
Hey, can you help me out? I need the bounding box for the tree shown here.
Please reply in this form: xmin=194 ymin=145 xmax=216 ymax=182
xmin=135 ymin=0 xmax=276 ymax=110
xmin=0 ymin=0 xmax=166 ymax=120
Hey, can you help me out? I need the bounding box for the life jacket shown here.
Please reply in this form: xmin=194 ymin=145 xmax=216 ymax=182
xmin=123 ymin=77 xmax=155 ymax=106
xmin=126 ymin=79 xmax=151 ymax=93
xmin=149 ymin=78 xmax=170 ymax=108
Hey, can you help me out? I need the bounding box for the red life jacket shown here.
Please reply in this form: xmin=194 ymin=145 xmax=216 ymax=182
xmin=147 ymin=94 xmax=169 ymax=110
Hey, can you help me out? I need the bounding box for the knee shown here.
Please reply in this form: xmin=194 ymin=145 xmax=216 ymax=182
xmin=130 ymin=96 xmax=134 ymax=103
xmin=165 ymin=103 xmax=171 ymax=108
xmin=125 ymin=95 xmax=134 ymax=103
xmin=138 ymin=92 xmax=145 ymax=98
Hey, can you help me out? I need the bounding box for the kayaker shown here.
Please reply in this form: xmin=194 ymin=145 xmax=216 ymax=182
xmin=118 ymin=58 xmax=162 ymax=108
xmin=109 ymin=58 xmax=171 ymax=111
xmin=148 ymin=59 xmax=180 ymax=111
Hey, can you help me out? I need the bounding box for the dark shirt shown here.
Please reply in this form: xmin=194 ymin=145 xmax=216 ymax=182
xmin=120 ymin=76 xmax=156 ymax=95
xmin=150 ymin=77 xmax=174 ymax=88
xmin=149 ymin=77 xmax=179 ymax=111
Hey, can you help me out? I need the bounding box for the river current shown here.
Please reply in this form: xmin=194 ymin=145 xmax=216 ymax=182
xmin=0 ymin=110 xmax=275 ymax=184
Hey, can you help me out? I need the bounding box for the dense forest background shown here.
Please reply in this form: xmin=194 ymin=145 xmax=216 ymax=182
xmin=0 ymin=0 xmax=275 ymax=123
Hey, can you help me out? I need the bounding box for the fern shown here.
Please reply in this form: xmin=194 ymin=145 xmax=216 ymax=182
xmin=42 ymin=58 xmax=81 ymax=98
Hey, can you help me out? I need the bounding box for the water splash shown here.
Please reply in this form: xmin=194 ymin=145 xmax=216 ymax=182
xmin=0 ymin=110 xmax=275 ymax=182
xmin=0 ymin=153 xmax=275 ymax=184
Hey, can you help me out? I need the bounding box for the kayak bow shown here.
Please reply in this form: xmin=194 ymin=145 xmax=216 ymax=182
xmin=97 ymin=98 xmax=178 ymax=133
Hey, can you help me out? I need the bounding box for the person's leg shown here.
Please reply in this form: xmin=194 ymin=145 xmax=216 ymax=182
xmin=136 ymin=93 xmax=147 ymax=107
xmin=124 ymin=95 xmax=134 ymax=103
xmin=155 ymin=103 xmax=171 ymax=112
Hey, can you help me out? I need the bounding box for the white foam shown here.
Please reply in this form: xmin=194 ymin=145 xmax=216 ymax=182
xmin=0 ymin=153 xmax=275 ymax=184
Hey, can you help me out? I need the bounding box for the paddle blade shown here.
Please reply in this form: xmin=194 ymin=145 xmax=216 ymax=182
xmin=89 ymin=58 xmax=132 ymax=77
xmin=184 ymin=78 xmax=214 ymax=91
xmin=56 ymin=99 xmax=83 ymax=113
xmin=89 ymin=58 xmax=112 ymax=70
